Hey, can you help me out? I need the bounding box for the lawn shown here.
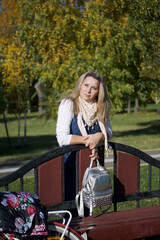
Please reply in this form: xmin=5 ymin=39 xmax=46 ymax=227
xmin=111 ymin=110 xmax=160 ymax=150
xmin=0 ymin=103 xmax=160 ymax=164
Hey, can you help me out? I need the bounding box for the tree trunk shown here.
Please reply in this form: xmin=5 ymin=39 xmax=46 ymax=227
xmin=3 ymin=111 xmax=11 ymax=148
xmin=35 ymin=82 xmax=46 ymax=116
xmin=27 ymin=100 xmax=31 ymax=113
xmin=127 ymin=96 xmax=131 ymax=114
xmin=24 ymin=109 xmax=27 ymax=146
xmin=122 ymin=103 xmax=125 ymax=113
xmin=134 ymin=98 xmax=139 ymax=114
xmin=16 ymin=112 xmax=21 ymax=148
xmin=4 ymin=102 xmax=9 ymax=115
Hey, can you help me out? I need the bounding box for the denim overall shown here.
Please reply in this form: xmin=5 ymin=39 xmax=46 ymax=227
xmin=64 ymin=116 xmax=101 ymax=201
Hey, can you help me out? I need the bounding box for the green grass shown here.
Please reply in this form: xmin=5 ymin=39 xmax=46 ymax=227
xmin=0 ymin=103 xmax=160 ymax=164
xmin=110 ymin=109 xmax=160 ymax=150
xmin=0 ymin=177 xmax=35 ymax=193
xmin=0 ymin=113 xmax=57 ymax=163
xmin=124 ymin=102 xmax=160 ymax=113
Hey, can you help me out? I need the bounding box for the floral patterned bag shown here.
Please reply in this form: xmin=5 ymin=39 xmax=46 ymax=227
xmin=0 ymin=191 xmax=48 ymax=238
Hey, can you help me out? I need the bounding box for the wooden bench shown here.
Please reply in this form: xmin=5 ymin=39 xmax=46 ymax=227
xmin=71 ymin=206 xmax=160 ymax=240
xmin=0 ymin=142 xmax=160 ymax=239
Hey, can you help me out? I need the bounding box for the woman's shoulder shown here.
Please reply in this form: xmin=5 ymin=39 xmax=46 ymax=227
xmin=60 ymin=98 xmax=73 ymax=105
xmin=59 ymin=98 xmax=73 ymax=111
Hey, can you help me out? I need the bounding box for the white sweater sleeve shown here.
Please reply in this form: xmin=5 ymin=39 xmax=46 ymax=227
xmin=105 ymin=118 xmax=112 ymax=140
xmin=56 ymin=99 xmax=74 ymax=146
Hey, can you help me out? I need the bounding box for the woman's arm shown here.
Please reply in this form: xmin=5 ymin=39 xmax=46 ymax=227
xmin=84 ymin=132 xmax=104 ymax=149
xmin=70 ymin=135 xmax=86 ymax=145
xmin=56 ymin=99 xmax=88 ymax=146
xmin=83 ymin=118 xmax=112 ymax=149
xmin=84 ymin=118 xmax=112 ymax=159
xmin=56 ymin=99 xmax=74 ymax=146
xmin=105 ymin=118 xmax=112 ymax=140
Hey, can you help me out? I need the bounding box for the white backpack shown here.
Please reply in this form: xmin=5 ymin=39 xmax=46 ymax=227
xmin=76 ymin=158 xmax=112 ymax=217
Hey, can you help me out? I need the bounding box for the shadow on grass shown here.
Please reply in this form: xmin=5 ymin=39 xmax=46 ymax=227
xmin=0 ymin=114 xmax=36 ymax=123
xmin=0 ymin=120 xmax=159 ymax=164
xmin=113 ymin=120 xmax=160 ymax=138
xmin=0 ymin=135 xmax=58 ymax=163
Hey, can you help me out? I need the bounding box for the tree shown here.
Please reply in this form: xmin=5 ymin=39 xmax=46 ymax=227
xmin=1 ymin=0 xmax=159 ymax=117
xmin=0 ymin=62 xmax=11 ymax=148
xmin=2 ymin=37 xmax=32 ymax=147
xmin=0 ymin=0 xmax=20 ymax=41
xmin=0 ymin=0 xmax=21 ymax=147
xmin=84 ymin=0 xmax=160 ymax=112
xmin=18 ymin=0 xmax=84 ymax=115
xmin=127 ymin=0 xmax=160 ymax=110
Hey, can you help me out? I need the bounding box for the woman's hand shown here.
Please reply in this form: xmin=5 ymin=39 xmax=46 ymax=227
xmin=70 ymin=135 xmax=88 ymax=145
xmin=84 ymin=132 xmax=104 ymax=149
xmin=89 ymin=148 xmax=99 ymax=160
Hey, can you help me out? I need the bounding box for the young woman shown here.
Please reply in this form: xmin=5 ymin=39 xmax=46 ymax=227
xmin=56 ymin=70 xmax=112 ymax=205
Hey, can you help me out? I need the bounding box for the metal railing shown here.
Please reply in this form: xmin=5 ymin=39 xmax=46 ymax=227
xmin=0 ymin=142 xmax=160 ymax=212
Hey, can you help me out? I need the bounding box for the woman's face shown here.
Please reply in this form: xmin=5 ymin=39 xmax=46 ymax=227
xmin=80 ymin=76 xmax=99 ymax=103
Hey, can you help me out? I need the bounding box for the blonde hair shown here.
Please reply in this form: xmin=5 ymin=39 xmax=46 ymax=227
xmin=65 ymin=70 xmax=111 ymax=124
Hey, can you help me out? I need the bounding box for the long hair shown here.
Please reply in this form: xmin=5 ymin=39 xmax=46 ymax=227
xmin=65 ymin=70 xmax=111 ymax=124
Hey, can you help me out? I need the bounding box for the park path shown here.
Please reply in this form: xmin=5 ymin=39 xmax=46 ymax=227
xmin=104 ymin=149 xmax=160 ymax=168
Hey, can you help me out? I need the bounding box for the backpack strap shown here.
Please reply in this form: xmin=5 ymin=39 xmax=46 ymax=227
xmin=75 ymin=190 xmax=84 ymax=217
xmin=76 ymin=158 xmax=101 ymax=217
xmin=89 ymin=158 xmax=100 ymax=168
